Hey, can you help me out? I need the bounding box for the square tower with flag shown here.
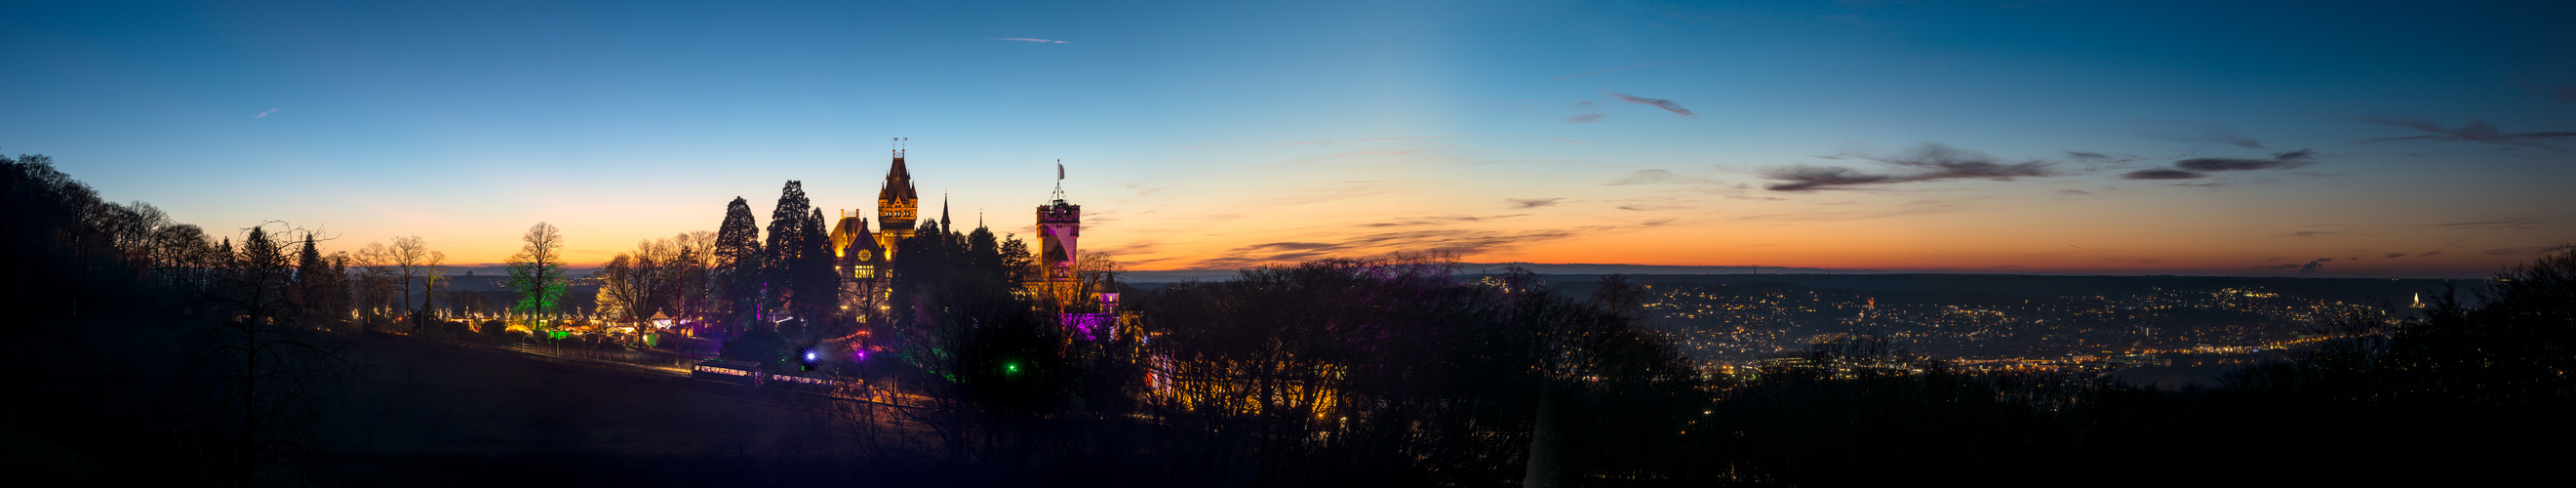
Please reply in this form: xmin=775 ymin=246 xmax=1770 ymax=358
xmin=1037 ymin=160 xmax=1079 ymax=282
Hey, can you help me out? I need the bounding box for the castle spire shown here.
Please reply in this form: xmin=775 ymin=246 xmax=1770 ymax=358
xmin=940 ymin=192 xmax=952 ymax=228
xmin=875 ymin=140 xmax=922 ymax=252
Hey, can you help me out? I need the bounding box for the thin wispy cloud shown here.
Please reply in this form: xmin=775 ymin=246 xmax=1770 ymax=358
xmin=1121 ymin=182 xmax=1167 ymax=197
xmin=2359 ymin=117 xmax=2576 ymax=152
xmin=1328 ymin=150 xmax=1414 ymax=157
xmin=1514 ymin=134 xmax=1593 ymax=144
xmin=1186 ymin=136 xmax=1447 ymax=149
xmin=986 ymin=37 xmax=1069 ymax=44
xmin=1550 ymin=59 xmax=1695 ymax=81
xmin=1615 ymin=202 xmax=1693 ymax=211
xmin=1507 ymin=197 xmax=1564 ymax=209
xmin=1604 ymin=91 xmax=1694 ymax=117
xmin=1762 ymin=143 xmax=2058 ymax=191
xmin=1186 ymin=225 xmax=1610 ymax=269
xmin=2178 ymin=148 xmax=2317 ymax=172
xmin=1355 ymin=214 xmax=1529 ymax=228
xmin=1728 ymin=197 xmax=1985 ymax=222
xmin=2485 ymin=244 xmax=2574 ymax=256
xmin=2296 ymin=220 xmax=2538 ymax=236
xmin=2511 ymin=80 xmax=2576 ymax=107
xmin=2119 ymin=169 xmax=2203 ymax=180
xmin=2064 ymin=151 xmax=2147 ymax=169
xmin=1565 ymin=101 xmax=1605 ymax=124
xmin=2135 ymin=119 xmax=2264 ymax=148
xmin=254 ymin=107 xmax=279 ymax=118
xmin=1607 ymin=169 xmax=1715 ymax=185
xmin=2120 ymin=149 xmax=2318 ymax=180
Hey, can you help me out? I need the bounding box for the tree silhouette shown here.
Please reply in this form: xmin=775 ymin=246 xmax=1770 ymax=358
xmin=171 ymin=223 xmax=351 ymax=486
xmin=504 ymin=222 xmax=568 ymax=326
xmin=763 ymin=181 xmax=815 ymax=332
xmin=713 ymin=196 xmax=763 ymax=336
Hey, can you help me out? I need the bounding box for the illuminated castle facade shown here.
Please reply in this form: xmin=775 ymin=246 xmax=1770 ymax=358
xmin=826 ymin=147 xmax=1123 ymax=336
xmin=828 ymin=148 xmax=922 ymax=282
xmin=1037 ymin=189 xmax=1080 ymax=281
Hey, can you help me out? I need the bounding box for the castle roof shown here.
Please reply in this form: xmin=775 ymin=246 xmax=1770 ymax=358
xmin=879 ymin=153 xmax=918 ymax=202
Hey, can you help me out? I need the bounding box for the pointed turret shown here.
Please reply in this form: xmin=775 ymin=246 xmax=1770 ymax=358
xmin=878 ymin=151 xmax=919 ymax=205
xmin=940 ymin=193 xmax=953 ymax=229
xmin=875 ymin=142 xmax=921 ymax=258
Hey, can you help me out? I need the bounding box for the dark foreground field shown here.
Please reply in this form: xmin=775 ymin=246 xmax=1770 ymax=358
xmin=7 ymin=316 xmax=903 ymax=486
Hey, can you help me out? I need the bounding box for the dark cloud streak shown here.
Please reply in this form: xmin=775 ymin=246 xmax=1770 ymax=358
xmin=2360 ymin=117 xmax=2576 ymax=152
xmin=2176 ymin=148 xmax=2316 ymax=172
xmin=2136 ymin=120 xmax=2266 ymax=148
xmin=2120 ymin=169 xmax=2204 ymax=180
xmin=1604 ymin=92 xmax=1695 ymax=117
xmin=1763 ymin=143 xmax=2057 ymax=191
xmin=2120 ymin=148 xmax=2319 ymax=180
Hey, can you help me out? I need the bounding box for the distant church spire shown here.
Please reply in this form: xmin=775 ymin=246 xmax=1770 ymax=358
xmin=940 ymin=192 xmax=952 ymax=228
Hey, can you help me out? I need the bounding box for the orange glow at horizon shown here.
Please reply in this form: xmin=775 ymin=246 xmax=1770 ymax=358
xmin=256 ymin=145 xmax=2561 ymax=281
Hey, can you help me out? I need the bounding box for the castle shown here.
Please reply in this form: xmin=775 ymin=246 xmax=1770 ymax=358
xmin=822 ymin=147 xmax=1098 ymax=316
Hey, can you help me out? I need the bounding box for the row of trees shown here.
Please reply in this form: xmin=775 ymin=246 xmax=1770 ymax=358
xmin=578 ymin=182 xmax=856 ymax=343
xmin=3 ymin=151 xmax=451 ymax=327
xmin=582 ymin=180 xmax=1068 ymax=356
xmin=9 ymin=152 xmax=403 ymax=484
xmin=812 ymin=253 xmax=1706 ymax=486
xmin=5 ymin=151 xmax=223 ymax=319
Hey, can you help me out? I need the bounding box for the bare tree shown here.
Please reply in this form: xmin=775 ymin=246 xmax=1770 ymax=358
xmin=387 ymin=235 xmax=435 ymax=323
xmin=505 ymin=223 xmax=568 ymax=326
xmin=418 ymin=249 xmax=446 ymax=324
xmin=172 ymin=222 xmax=351 ymax=485
xmin=352 ymin=242 xmax=398 ymax=325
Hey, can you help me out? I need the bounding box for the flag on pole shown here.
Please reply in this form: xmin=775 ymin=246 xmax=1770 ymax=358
xmin=1057 ymin=161 xmax=1064 ymax=180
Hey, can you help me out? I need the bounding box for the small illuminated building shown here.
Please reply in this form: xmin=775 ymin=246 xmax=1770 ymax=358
xmin=832 ymin=209 xmax=892 ymax=322
xmin=830 ymin=209 xmax=889 ymax=279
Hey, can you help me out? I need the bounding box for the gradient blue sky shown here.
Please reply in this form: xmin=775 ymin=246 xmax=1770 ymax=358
xmin=6 ymin=0 xmax=2571 ymax=277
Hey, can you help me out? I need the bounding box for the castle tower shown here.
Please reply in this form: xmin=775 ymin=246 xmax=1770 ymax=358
xmin=875 ymin=144 xmax=919 ymax=259
xmin=1037 ymin=162 xmax=1080 ymax=281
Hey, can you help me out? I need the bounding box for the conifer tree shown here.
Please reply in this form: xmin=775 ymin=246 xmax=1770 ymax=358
xmin=795 ymin=208 xmax=836 ymax=334
xmin=295 ymin=233 xmax=334 ymax=320
xmin=712 ymin=196 xmax=762 ymax=333
xmin=763 ymin=181 xmax=812 ymax=328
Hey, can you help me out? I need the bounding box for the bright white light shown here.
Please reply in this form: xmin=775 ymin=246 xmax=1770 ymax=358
xmin=805 ymin=351 xmax=817 ymax=361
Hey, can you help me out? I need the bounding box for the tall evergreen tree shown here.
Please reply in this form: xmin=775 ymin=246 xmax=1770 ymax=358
xmin=795 ymin=208 xmax=837 ymax=335
xmin=762 ymin=181 xmax=813 ymax=328
xmin=712 ymin=196 xmax=763 ymax=333
xmin=966 ymin=225 xmax=1001 ymax=281
xmin=294 ymin=233 xmax=333 ymax=318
